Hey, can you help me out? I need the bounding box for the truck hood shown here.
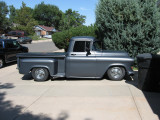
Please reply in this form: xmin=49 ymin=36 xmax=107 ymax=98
xmin=101 ymin=50 xmax=129 ymax=57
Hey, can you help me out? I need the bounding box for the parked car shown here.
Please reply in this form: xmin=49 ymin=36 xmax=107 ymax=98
xmin=17 ymin=37 xmax=32 ymax=44
xmin=17 ymin=36 xmax=134 ymax=81
xmin=0 ymin=39 xmax=28 ymax=68
xmin=7 ymin=31 xmax=28 ymax=38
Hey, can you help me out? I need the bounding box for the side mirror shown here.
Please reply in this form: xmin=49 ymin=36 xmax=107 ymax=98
xmin=86 ymin=48 xmax=91 ymax=55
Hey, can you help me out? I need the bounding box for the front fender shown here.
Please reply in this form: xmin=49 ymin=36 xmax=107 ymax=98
xmin=106 ymin=63 xmax=134 ymax=76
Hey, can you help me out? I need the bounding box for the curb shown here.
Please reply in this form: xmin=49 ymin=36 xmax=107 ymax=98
xmin=54 ymin=49 xmax=65 ymax=52
xmin=32 ymin=39 xmax=52 ymax=43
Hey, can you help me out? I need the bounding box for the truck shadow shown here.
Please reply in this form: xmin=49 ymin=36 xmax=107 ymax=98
xmin=22 ymin=73 xmax=33 ymax=80
xmin=125 ymin=71 xmax=160 ymax=119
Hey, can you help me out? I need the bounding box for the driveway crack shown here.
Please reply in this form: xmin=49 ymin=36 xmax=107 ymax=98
xmin=128 ymin=85 xmax=142 ymax=120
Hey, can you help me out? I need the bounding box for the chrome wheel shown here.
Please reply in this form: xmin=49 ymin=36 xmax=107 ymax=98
xmin=35 ymin=68 xmax=45 ymax=80
xmin=32 ymin=68 xmax=49 ymax=81
xmin=107 ymin=67 xmax=125 ymax=80
xmin=110 ymin=67 xmax=122 ymax=79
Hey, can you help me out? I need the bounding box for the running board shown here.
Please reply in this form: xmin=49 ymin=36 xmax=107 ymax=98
xmin=51 ymin=73 xmax=65 ymax=79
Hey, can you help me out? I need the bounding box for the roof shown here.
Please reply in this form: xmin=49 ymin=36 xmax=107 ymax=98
xmin=71 ymin=36 xmax=95 ymax=41
xmin=35 ymin=25 xmax=56 ymax=32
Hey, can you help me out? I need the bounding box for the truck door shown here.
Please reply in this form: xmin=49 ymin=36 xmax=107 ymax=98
xmin=66 ymin=41 xmax=96 ymax=78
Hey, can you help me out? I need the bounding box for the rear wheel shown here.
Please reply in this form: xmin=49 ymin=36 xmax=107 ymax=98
xmin=0 ymin=59 xmax=4 ymax=68
xmin=107 ymin=67 xmax=125 ymax=80
xmin=32 ymin=68 xmax=49 ymax=81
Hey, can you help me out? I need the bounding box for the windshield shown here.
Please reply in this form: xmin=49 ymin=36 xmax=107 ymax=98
xmin=93 ymin=41 xmax=102 ymax=51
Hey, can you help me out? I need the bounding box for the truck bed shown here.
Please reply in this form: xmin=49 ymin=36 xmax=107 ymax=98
xmin=17 ymin=52 xmax=66 ymax=76
xmin=17 ymin=52 xmax=66 ymax=58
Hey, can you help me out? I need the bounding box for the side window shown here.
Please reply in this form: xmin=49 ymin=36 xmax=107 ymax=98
xmin=5 ymin=41 xmax=18 ymax=49
xmin=73 ymin=41 xmax=90 ymax=52
xmin=73 ymin=41 xmax=85 ymax=52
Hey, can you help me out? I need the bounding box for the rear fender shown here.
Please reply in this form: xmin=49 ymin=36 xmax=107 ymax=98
xmin=18 ymin=58 xmax=58 ymax=75
xmin=30 ymin=65 xmax=50 ymax=75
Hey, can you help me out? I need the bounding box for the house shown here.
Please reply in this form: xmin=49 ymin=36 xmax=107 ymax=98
xmin=34 ymin=25 xmax=56 ymax=37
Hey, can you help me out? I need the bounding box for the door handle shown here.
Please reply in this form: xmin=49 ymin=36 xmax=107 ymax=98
xmin=71 ymin=54 xmax=76 ymax=56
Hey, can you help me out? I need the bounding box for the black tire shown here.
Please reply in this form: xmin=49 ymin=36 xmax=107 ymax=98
xmin=31 ymin=68 xmax=49 ymax=81
xmin=0 ymin=59 xmax=4 ymax=68
xmin=107 ymin=67 xmax=125 ymax=80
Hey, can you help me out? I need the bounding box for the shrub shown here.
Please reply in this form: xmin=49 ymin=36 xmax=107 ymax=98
xmin=96 ymin=0 xmax=160 ymax=58
xmin=29 ymin=34 xmax=40 ymax=40
xmin=52 ymin=25 xmax=97 ymax=51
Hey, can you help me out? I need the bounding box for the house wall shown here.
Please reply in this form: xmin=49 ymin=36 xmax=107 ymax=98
xmin=35 ymin=30 xmax=41 ymax=36
xmin=41 ymin=31 xmax=46 ymax=36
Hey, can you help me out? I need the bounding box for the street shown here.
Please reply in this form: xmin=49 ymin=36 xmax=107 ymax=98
xmin=23 ymin=40 xmax=59 ymax=52
xmin=0 ymin=41 xmax=160 ymax=120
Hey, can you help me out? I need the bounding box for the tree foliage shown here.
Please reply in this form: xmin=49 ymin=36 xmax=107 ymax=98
xmin=52 ymin=25 xmax=97 ymax=51
xmin=33 ymin=2 xmax=62 ymax=29
xmin=9 ymin=5 xmax=16 ymax=23
xmin=0 ymin=1 xmax=10 ymax=33
xmin=14 ymin=2 xmax=38 ymax=35
xmin=59 ymin=9 xmax=86 ymax=30
xmin=96 ymin=0 xmax=160 ymax=57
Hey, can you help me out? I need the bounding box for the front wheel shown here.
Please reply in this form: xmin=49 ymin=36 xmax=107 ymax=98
xmin=107 ymin=67 xmax=125 ymax=80
xmin=0 ymin=59 xmax=4 ymax=68
xmin=32 ymin=68 xmax=49 ymax=81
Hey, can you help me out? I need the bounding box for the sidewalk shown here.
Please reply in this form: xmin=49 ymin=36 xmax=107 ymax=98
xmin=32 ymin=39 xmax=52 ymax=43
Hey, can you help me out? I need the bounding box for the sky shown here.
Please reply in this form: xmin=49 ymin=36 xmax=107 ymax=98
xmin=2 ymin=0 xmax=98 ymax=26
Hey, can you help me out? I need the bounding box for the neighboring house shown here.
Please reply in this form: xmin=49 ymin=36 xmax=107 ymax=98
xmin=34 ymin=25 xmax=56 ymax=37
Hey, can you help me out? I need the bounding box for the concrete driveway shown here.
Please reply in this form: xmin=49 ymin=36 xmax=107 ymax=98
xmin=0 ymin=64 xmax=160 ymax=120
xmin=0 ymin=41 xmax=160 ymax=120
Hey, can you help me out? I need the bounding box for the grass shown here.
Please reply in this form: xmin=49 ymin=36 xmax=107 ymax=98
xmin=29 ymin=34 xmax=49 ymax=41
xmin=132 ymin=66 xmax=138 ymax=71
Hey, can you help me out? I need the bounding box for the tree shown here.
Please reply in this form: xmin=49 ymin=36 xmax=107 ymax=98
xmin=33 ymin=2 xmax=62 ymax=29
xmin=14 ymin=2 xmax=38 ymax=35
xmin=9 ymin=5 xmax=16 ymax=23
xmin=0 ymin=1 xmax=10 ymax=33
xmin=52 ymin=25 xmax=97 ymax=51
xmin=59 ymin=9 xmax=86 ymax=30
xmin=96 ymin=0 xmax=160 ymax=58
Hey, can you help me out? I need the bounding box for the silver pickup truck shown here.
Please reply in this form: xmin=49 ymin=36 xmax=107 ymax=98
xmin=17 ymin=36 xmax=134 ymax=81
